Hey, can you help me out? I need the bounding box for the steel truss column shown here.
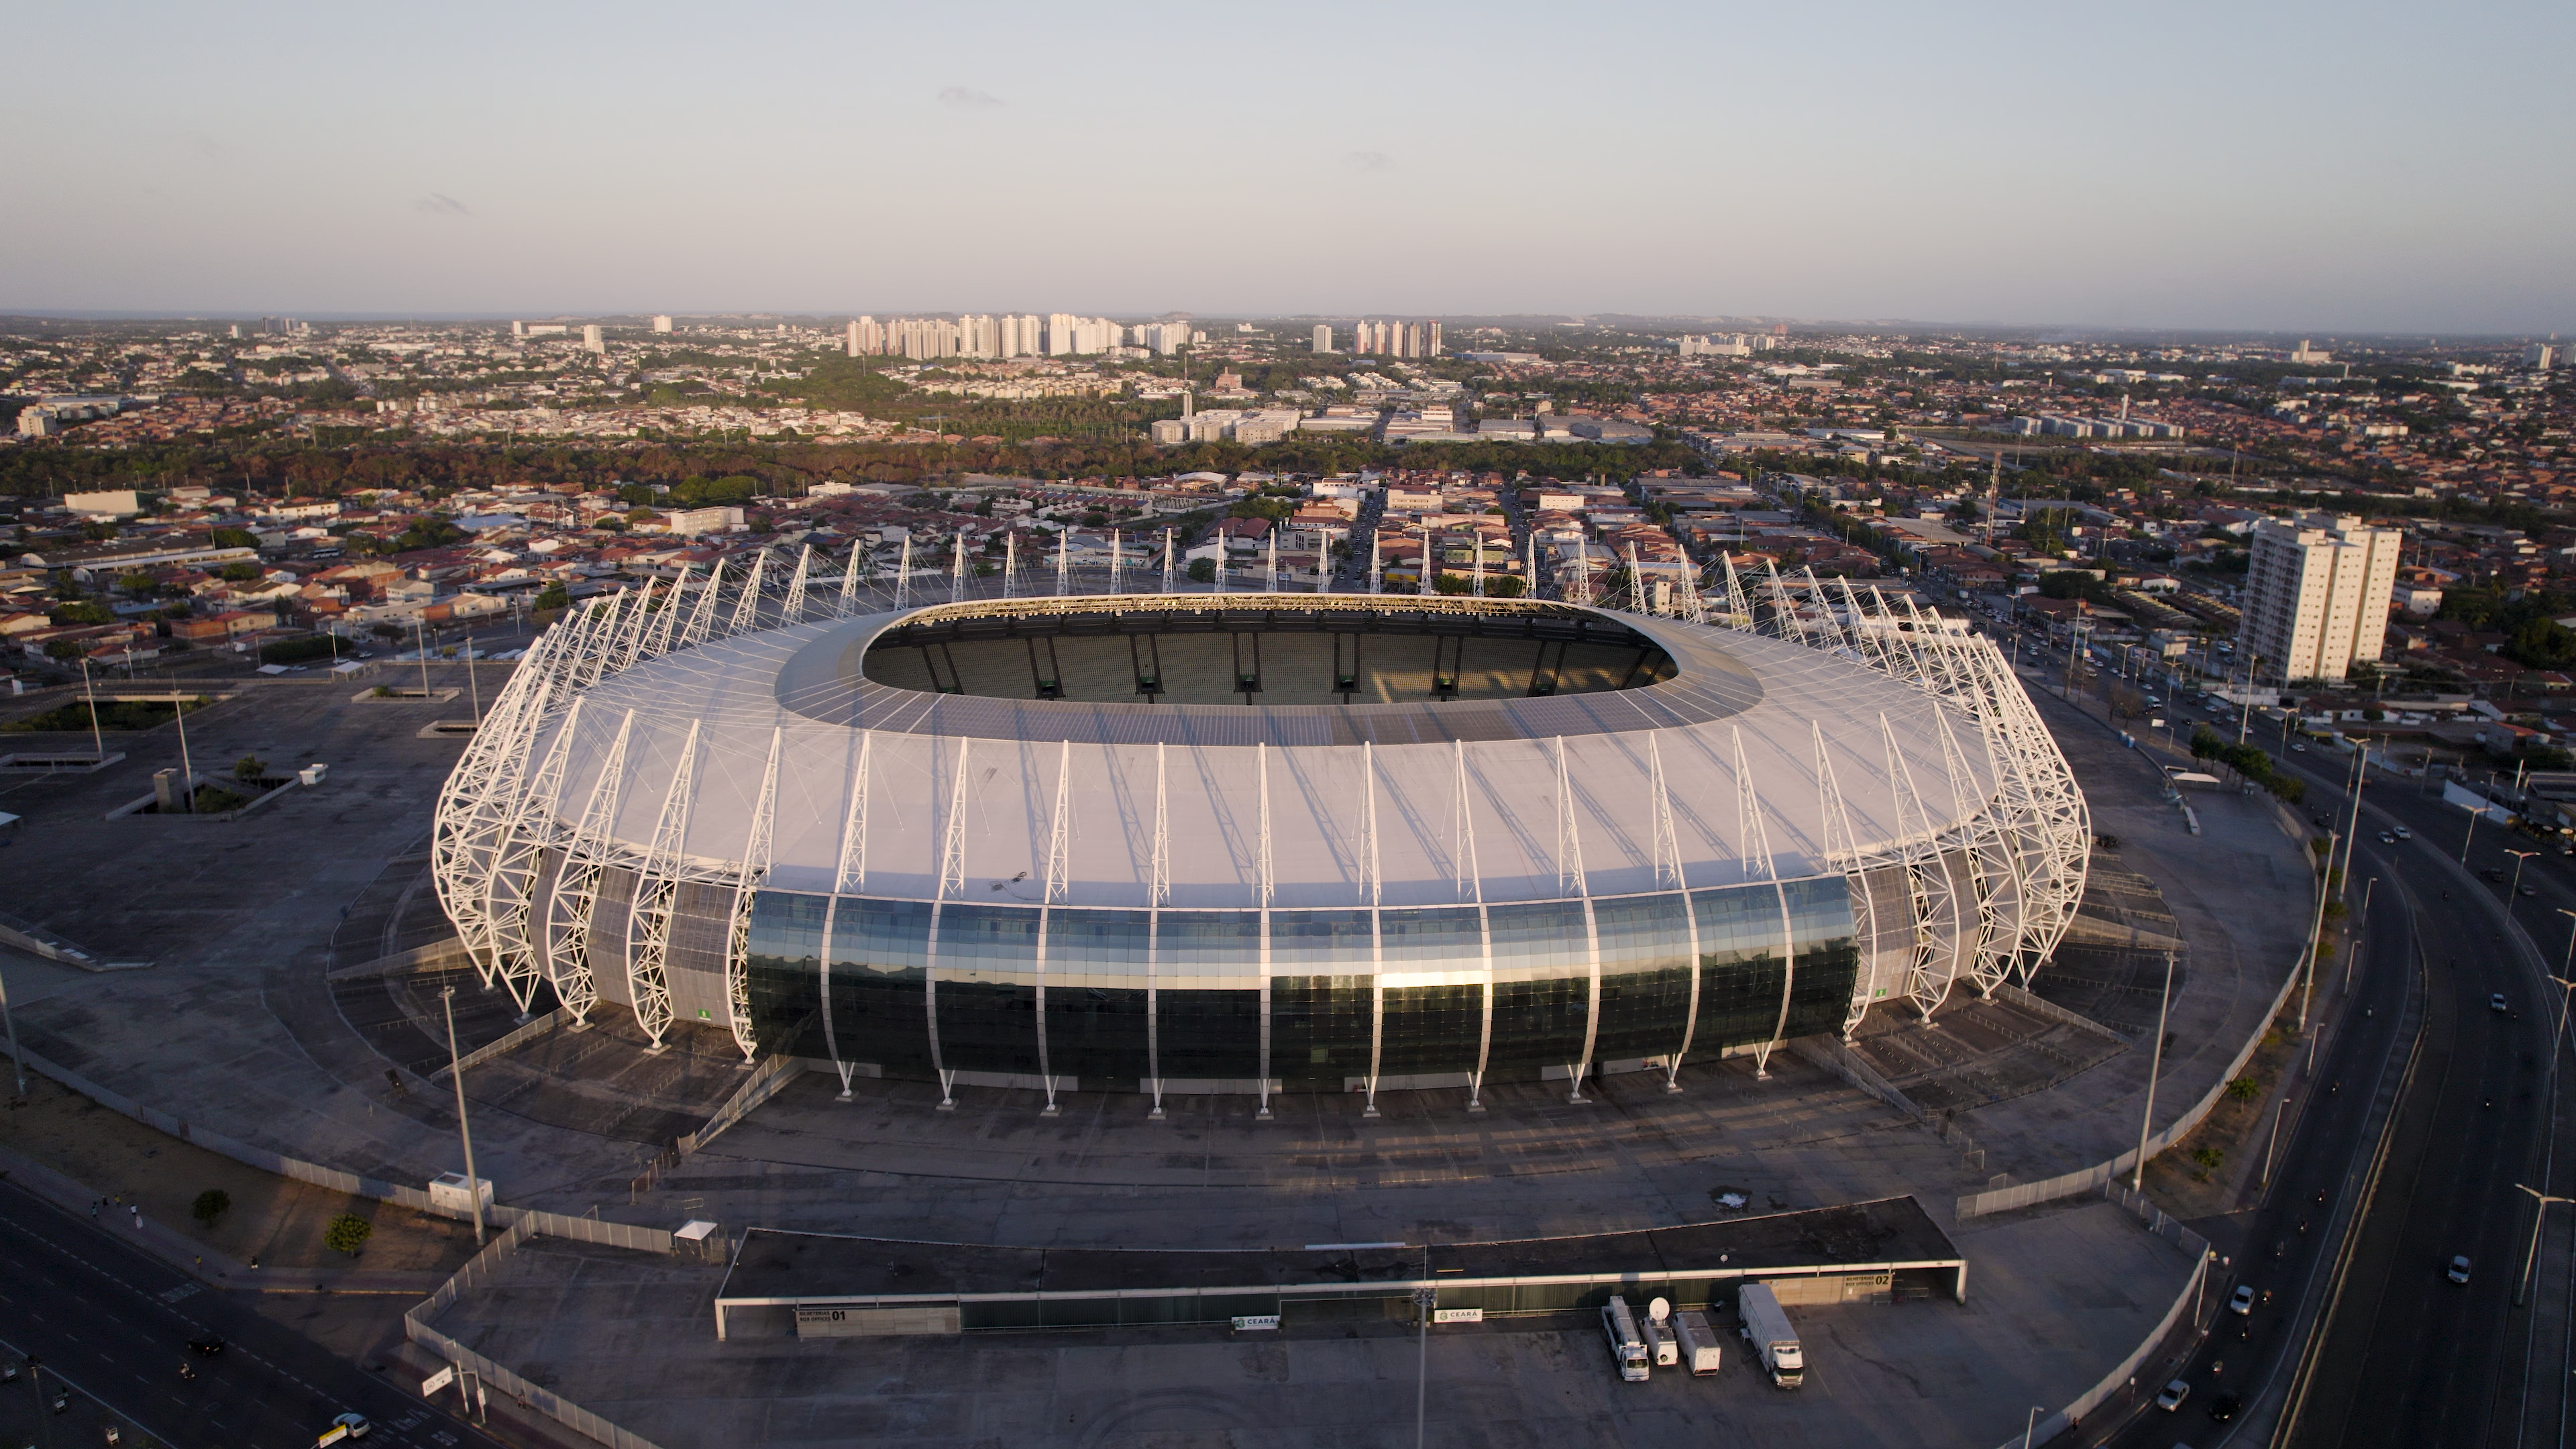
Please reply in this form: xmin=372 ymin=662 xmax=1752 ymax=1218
xmin=1880 ymin=713 xmax=1963 ymax=1021
xmin=544 ymin=708 xmax=635 ymax=1028
xmin=431 ymin=628 xmax=559 ymax=991
xmin=625 ymin=719 xmax=704 ymax=1053
xmin=680 ymin=560 xmax=726 ymax=646
xmin=782 ymin=545 xmax=812 ymax=623
xmin=1554 ymin=737 xmax=1597 ymax=1102
xmin=721 ymin=727 xmax=784 ymax=1063
xmin=1809 ymin=722 xmax=1867 ymax=1053
xmin=729 ymin=550 xmax=770 ymax=634
xmin=478 ymin=681 xmax=576 ymax=1014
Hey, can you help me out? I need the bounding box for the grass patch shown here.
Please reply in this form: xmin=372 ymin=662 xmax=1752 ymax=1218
xmin=3 ymin=697 xmax=208 ymax=732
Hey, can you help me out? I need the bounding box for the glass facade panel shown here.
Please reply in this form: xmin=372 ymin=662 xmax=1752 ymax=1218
xmin=1689 ymin=883 xmax=1789 ymax=1054
xmin=823 ymin=897 xmax=935 ymax=1075
xmin=1047 ymin=984 xmax=1151 ymax=1083
xmin=743 ymin=877 xmax=1855 ymax=1093
xmin=1485 ymin=900 xmax=1591 ymax=1073
xmin=1780 ymin=875 xmax=1861 ymax=1039
xmin=1269 ymin=910 xmax=1373 ymax=975
xmin=1380 ymin=984 xmax=1480 ymax=1076
xmin=935 ymin=904 xmax=1043 ymax=1075
xmin=1157 ymin=988 xmax=1260 ymax=1081
xmin=1157 ymin=911 xmax=1262 ymax=989
xmin=1272 ymin=975 xmax=1371 ymax=1086
xmin=1591 ymin=893 xmax=1693 ymax=1062
xmin=744 ymin=891 xmax=829 ymax=1060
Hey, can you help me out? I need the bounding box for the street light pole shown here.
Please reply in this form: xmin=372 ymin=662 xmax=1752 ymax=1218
xmin=2135 ymin=951 xmax=2176 ymax=1191
xmin=2508 ymin=849 xmax=2540 ymax=927
xmin=2463 ymin=801 xmax=2484 ymax=867
xmin=1413 ymin=1246 xmax=1434 ymax=1449
xmin=2299 ymin=833 xmax=2336 ymax=1031
xmin=2516 ymin=1183 xmax=2574 ymax=1309
xmin=2351 ymin=877 xmax=2377 ymax=989
xmin=76 ymin=657 xmax=102 ymax=763
xmin=2263 ymin=1093 xmax=2292 ymax=1187
xmin=440 ymin=986 xmax=487 ymax=1246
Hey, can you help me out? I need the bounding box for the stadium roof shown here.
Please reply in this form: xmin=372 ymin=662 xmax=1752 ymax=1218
xmin=543 ymin=598 xmax=1998 ymax=909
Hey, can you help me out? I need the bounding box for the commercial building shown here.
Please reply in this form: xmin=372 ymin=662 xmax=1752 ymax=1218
xmin=2239 ymin=514 xmax=2402 ymax=684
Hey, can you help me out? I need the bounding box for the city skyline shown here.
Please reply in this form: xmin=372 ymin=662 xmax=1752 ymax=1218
xmin=3 ymin=1 xmax=2569 ymax=333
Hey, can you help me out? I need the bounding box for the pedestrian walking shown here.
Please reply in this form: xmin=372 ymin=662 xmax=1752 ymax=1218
xmin=89 ymin=1199 xmax=98 ymax=1220
xmin=131 ymin=1205 xmax=140 ymax=1231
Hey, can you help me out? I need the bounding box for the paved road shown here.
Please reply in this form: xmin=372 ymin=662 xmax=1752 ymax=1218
xmin=2015 ymin=633 xmax=2572 ymax=1446
xmin=2079 ymin=755 xmax=2413 ymax=1446
xmin=2280 ymin=762 xmax=2570 ymax=1448
xmin=0 ymin=1178 xmax=507 ymax=1449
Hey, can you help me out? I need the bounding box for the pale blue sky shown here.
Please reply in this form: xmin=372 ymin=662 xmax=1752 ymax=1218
xmin=3 ymin=1 xmax=2567 ymax=333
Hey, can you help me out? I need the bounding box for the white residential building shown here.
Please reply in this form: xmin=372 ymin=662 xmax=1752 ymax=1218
xmin=583 ymin=324 xmax=604 ymax=354
xmin=2239 ymin=514 xmax=2402 ymax=684
xmin=1313 ymin=324 xmax=1332 ymax=353
xmin=651 ymin=315 xmax=674 ymax=333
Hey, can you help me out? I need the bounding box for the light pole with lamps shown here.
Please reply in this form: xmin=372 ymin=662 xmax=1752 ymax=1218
xmin=440 ymin=986 xmax=487 ymax=1246
xmin=2517 ymin=1184 xmax=2574 ymax=1308
xmin=2462 ymin=800 xmax=2486 ymax=867
xmin=2298 ymin=833 xmax=2337 ymax=1031
xmin=2135 ymin=951 xmax=2176 ymax=1191
xmin=2350 ymin=877 xmax=2376 ymax=989
xmin=2507 ymin=849 xmax=2540 ymax=926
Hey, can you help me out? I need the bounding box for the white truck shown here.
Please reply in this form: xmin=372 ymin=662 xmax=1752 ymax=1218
xmin=1601 ymin=1295 xmax=1650 ymax=1382
xmin=1674 ymin=1309 xmax=1723 ymax=1375
xmin=1737 ymin=1284 xmax=1805 ymax=1388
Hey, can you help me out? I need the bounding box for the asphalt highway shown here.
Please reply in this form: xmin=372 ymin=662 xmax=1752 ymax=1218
xmin=0 ymin=1178 xmax=508 ymax=1449
xmin=2019 ymin=642 xmax=2572 ymax=1447
xmin=2278 ymin=757 xmax=2571 ymax=1448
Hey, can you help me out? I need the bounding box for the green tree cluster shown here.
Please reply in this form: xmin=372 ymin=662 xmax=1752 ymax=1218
xmin=2190 ymin=725 xmax=2306 ymax=804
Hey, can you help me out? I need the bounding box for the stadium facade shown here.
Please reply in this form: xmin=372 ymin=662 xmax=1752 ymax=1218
xmin=432 ymin=553 xmax=2088 ymax=1114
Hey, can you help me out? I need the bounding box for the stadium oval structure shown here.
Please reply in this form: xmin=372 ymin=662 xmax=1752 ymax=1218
xmin=432 ymin=558 xmax=2088 ymax=1114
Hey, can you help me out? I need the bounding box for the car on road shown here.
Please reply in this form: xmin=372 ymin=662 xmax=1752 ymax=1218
xmin=2290 ymin=741 xmax=2307 ymax=752
xmin=2228 ymin=1283 xmax=2255 ymax=1315
xmin=2449 ymin=1255 xmax=2473 ymax=1283
xmin=2380 ymin=832 xmax=2398 ymax=843
xmin=2524 ymin=884 xmax=2539 ymax=897
xmin=186 ymin=1334 xmax=225 ymax=1356
xmin=2155 ymin=1379 xmax=2191 ymax=1411
xmin=2209 ymin=1391 xmax=2242 ymax=1421
xmin=2394 ymin=825 xmax=2410 ymax=839
xmin=2493 ymin=994 xmax=2511 ymax=1013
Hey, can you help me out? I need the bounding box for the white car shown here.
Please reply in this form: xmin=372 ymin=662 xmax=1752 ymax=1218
xmin=2393 ymin=826 xmax=2411 ymax=839
xmin=2228 ymin=1284 xmax=2255 ymax=1316
xmin=2155 ymin=1378 xmax=2191 ymax=1411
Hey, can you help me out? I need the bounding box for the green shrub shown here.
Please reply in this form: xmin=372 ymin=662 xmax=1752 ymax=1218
xmin=2224 ymin=1075 xmax=2260 ymax=1102
xmin=323 ymin=1212 xmax=372 ymax=1255
xmin=191 ymin=1189 xmax=231 ymax=1226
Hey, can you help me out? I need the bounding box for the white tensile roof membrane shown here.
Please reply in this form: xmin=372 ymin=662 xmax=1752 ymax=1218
xmin=537 ymin=601 xmax=1999 ymax=909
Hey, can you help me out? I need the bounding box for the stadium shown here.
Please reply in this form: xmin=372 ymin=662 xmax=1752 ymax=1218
xmin=430 ymin=555 xmax=2089 ymax=1114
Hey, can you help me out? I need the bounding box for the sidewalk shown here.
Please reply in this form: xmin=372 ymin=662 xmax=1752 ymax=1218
xmin=0 ymin=1138 xmax=446 ymax=1296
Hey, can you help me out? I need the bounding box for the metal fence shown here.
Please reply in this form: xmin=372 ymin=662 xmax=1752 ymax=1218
xmin=403 ymin=1218 xmax=670 ymax=1449
xmin=1957 ymin=855 xmax=2318 ymax=1220
xmin=435 ymin=1008 xmax=564 ymax=1080
xmin=678 ymin=1054 xmax=809 ymax=1156
xmin=1991 ymin=1190 xmax=2211 ymax=1449
xmin=1955 ymin=939 xmax=2304 ymax=1218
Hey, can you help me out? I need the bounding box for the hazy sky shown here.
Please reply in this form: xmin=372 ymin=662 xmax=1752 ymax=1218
xmin=5 ymin=1 xmax=2568 ymax=333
